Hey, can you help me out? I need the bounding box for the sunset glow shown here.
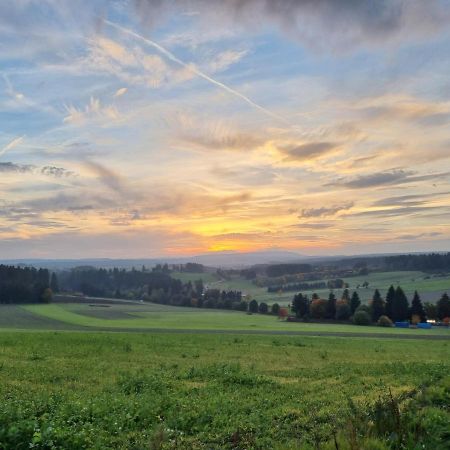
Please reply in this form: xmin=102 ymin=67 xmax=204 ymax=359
xmin=1 ymin=1 xmax=450 ymax=258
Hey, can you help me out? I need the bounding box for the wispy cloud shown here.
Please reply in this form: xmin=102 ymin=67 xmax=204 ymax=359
xmin=0 ymin=162 xmax=34 ymax=173
xmin=0 ymin=136 xmax=25 ymax=157
xmin=279 ymin=142 xmax=340 ymax=162
xmin=104 ymin=20 xmax=293 ymax=127
xmin=40 ymin=166 xmax=76 ymax=178
xmin=114 ymin=87 xmax=127 ymax=97
xmin=372 ymin=192 xmax=450 ymax=207
xmin=63 ymin=97 xmax=119 ymax=125
xmin=206 ymin=49 xmax=248 ymax=73
xmin=0 ymin=161 xmax=76 ymax=177
xmin=168 ymin=112 xmax=265 ymax=152
xmin=328 ymin=170 xmax=450 ymax=189
xmin=300 ymin=202 xmax=354 ymax=218
xmin=84 ymin=160 xmax=125 ymax=194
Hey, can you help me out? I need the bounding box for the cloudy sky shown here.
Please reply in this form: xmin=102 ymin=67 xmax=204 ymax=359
xmin=1 ymin=0 xmax=450 ymax=258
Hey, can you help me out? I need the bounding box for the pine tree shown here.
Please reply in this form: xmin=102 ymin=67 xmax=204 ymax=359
xmin=292 ymin=293 xmax=309 ymax=318
xmin=385 ymin=285 xmax=396 ymax=319
xmin=371 ymin=289 xmax=384 ymax=322
xmin=410 ymin=291 xmax=426 ymax=323
xmin=392 ymin=286 xmax=409 ymax=322
xmin=50 ymin=272 xmax=59 ymax=293
xmin=326 ymin=292 xmax=336 ymax=319
xmin=350 ymin=291 xmax=360 ymax=314
xmin=341 ymin=288 xmax=350 ymax=302
xmin=436 ymin=292 xmax=450 ymax=320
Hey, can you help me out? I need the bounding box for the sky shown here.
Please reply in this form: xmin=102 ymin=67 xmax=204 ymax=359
xmin=1 ymin=0 xmax=450 ymax=259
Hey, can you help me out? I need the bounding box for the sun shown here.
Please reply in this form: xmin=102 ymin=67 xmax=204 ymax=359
xmin=207 ymin=243 xmax=239 ymax=253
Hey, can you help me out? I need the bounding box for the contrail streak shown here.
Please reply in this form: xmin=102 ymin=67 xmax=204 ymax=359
xmin=103 ymin=20 xmax=293 ymax=127
xmin=0 ymin=135 xmax=24 ymax=157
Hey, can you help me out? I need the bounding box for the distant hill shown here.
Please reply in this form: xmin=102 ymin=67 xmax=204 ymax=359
xmin=3 ymin=250 xmax=448 ymax=271
xmin=1 ymin=250 xmax=307 ymax=270
xmin=185 ymin=250 xmax=307 ymax=267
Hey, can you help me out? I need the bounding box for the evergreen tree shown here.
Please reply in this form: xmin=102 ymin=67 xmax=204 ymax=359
xmin=292 ymin=293 xmax=309 ymax=318
xmin=326 ymin=292 xmax=336 ymax=319
xmin=423 ymin=302 xmax=437 ymax=320
xmin=50 ymin=272 xmax=59 ymax=293
xmin=436 ymin=292 xmax=450 ymax=320
xmin=194 ymin=279 xmax=204 ymax=297
xmin=350 ymin=291 xmax=360 ymax=314
xmin=410 ymin=291 xmax=427 ymax=323
xmin=371 ymin=289 xmax=384 ymax=322
xmin=271 ymin=303 xmax=280 ymax=315
xmin=249 ymin=299 xmax=259 ymax=313
xmin=341 ymin=288 xmax=350 ymax=302
xmin=385 ymin=285 xmax=396 ymax=319
xmin=392 ymin=286 xmax=409 ymax=322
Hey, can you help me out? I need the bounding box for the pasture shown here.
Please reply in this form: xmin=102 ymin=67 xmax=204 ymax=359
xmin=0 ymin=330 xmax=449 ymax=449
xmin=1 ymin=302 xmax=449 ymax=336
xmin=174 ymin=270 xmax=450 ymax=306
xmin=0 ymin=302 xmax=448 ymax=448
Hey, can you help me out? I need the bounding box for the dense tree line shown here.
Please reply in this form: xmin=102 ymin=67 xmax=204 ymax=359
xmin=57 ymin=266 xmax=251 ymax=311
xmin=0 ymin=265 xmax=51 ymax=304
xmin=170 ymin=263 xmax=205 ymax=273
xmin=59 ymin=267 xmax=179 ymax=298
xmin=255 ymin=270 xmax=354 ymax=287
xmin=290 ymin=285 xmax=450 ymax=325
xmin=266 ymin=263 xmax=312 ymax=278
xmin=384 ymin=253 xmax=450 ymax=271
xmin=267 ymin=278 xmax=345 ymax=293
xmin=267 ymin=281 xmax=327 ymax=293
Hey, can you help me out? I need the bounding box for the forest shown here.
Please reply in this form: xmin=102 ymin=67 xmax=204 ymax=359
xmin=0 ymin=265 xmax=52 ymax=304
xmin=384 ymin=252 xmax=450 ymax=271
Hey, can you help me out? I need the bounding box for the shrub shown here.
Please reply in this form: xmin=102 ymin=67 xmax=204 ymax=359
xmin=411 ymin=314 xmax=421 ymax=325
xmin=310 ymin=298 xmax=327 ymax=319
xmin=278 ymin=307 xmax=288 ymax=319
xmin=377 ymin=315 xmax=393 ymax=327
xmin=239 ymin=301 xmax=248 ymax=311
xmin=41 ymin=288 xmax=53 ymax=303
xmin=353 ymin=310 xmax=371 ymax=326
xmin=335 ymin=301 xmax=351 ymax=320
xmin=232 ymin=301 xmax=248 ymax=311
xmin=356 ymin=304 xmax=371 ymax=314
xmin=271 ymin=303 xmax=280 ymax=315
xmin=258 ymin=302 xmax=268 ymax=314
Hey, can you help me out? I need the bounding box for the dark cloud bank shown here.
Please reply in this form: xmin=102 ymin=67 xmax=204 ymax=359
xmin=134 ymin=0 xmax=450 ymax=49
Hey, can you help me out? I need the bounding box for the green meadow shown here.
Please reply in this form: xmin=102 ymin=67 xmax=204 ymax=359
xmin=0 ymin=302 xmax=447 ymax=336
xmin=176 ymin=270 xmax=450 ymax=305
xmin=0 ymin=330 xmax=449 ymax=449
xmin=0 ymin=302 xmax=449 ymax=448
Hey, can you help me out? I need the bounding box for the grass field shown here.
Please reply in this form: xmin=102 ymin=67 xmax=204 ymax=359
xmin=0 ymin=303 xmax=446 ymax=337
xmin=178 ymin=271 xmax=450 ymax=306
xmin=0 ymin=302 xmax=449 ymax=448
xmin=0 ymin=330 xmax=448 ymax=449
